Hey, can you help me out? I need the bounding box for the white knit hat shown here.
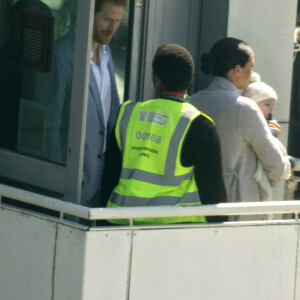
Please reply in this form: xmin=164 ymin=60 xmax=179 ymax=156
xmin=243 ymin=73 xmax=278 ymax=103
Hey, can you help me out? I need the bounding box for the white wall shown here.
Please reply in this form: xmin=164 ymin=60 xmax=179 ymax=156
xmin=0 ymin=207 xmax=57 ymax=300
xmin=227 ymin=0 xmax=298 ymax=201
xmin=227 ymin=0 xmax=298 ymax=122
xmin=1 ymin=205 xmax=300 ymax=300
xmin=129 ymin=225 xmax=298 ymax=300
xmin=54 ymin=228 xmax=132 ymax=300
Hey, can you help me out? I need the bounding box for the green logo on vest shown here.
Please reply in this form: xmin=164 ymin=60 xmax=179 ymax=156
xmin=139 ymin=111 xmax=170 ymax=125
xmin=139 ymin=111 xmax=148 ymax=121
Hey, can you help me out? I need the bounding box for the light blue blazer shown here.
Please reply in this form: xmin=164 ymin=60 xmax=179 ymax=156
xmin=34 ymin=27 xmax=120 ymax=201
xmin=84 ymin=48 xmax=120 ymax=200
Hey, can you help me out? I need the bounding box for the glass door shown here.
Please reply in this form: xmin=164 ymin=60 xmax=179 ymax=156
xmin=0 ymin=0 xmax=134 ymax=204
xmin=0 ymin=0 xmax=82 ymax=198
xmin=0 ymin=0 xmax=78 ymax=164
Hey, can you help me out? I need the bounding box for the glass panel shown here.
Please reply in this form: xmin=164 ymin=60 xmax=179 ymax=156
xmin=0 ymin=0 xmax=131 ymax=167
xmin=0 ymin=0 xmax=78 ymax=165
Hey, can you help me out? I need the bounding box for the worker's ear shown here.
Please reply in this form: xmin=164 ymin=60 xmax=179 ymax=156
xmin=152 ymin=74 xmax=163 ymax=91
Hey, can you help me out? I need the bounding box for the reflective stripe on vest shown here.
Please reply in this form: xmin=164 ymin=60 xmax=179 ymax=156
xmin=109 ymin=191 xmax=200 ymax=207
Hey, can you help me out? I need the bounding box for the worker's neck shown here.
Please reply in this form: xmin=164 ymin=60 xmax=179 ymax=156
xmin=161 ymin=90 xmax=187 ymax=98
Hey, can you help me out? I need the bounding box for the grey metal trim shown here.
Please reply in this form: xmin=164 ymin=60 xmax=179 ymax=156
xmin=0 ymin=183 xmax=90 ymax=219
xmin=0 ymin=149 xmax=65 ymax=194
xmin=64 ymin=0 xmax=95 ymax=204
xmin=127 ymin=0 xmax=150 ymax=101
xmin=188 ymin=0 xmax=203 ymax=95
xmin=2 ymin=183 xmax=300 ymax=222
xmin=109 ymin=191 xmax=200 ymax=207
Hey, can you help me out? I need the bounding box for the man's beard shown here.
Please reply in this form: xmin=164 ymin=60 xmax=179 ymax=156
xmin=94 ymin=30 xmax=113 ymax=45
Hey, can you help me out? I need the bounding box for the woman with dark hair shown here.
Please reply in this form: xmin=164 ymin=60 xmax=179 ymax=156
xmin=191 ymin=37 xmax=290 ymax=220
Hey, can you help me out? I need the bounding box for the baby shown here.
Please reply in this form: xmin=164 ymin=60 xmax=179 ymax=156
xmin=243 ymin=73 xmax=291 ymax=203
xmin=243 ymin=72 xmax=281 ymax=137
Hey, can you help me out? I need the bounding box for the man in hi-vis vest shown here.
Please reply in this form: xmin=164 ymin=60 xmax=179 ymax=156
xmin=101 ymin=44 xmax=227 ymax=225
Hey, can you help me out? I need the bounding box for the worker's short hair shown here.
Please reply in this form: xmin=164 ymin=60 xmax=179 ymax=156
xmin=95 ymin=0 xmax=127 ymax=13
xmin=152 ymin=44 xmax=194 ymax=92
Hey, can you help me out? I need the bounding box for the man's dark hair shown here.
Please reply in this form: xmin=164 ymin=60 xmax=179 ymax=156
xmin=95 ymin=0 xmax=127 ymax=13
xmin=152 ymin=44 xmax=194 ymax=92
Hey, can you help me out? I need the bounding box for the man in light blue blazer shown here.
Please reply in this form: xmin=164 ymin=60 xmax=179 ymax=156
xmin=35 ymin=0 xmax=127 ymax=205
xmin=86 ymin=0 xmax=127 ymax=205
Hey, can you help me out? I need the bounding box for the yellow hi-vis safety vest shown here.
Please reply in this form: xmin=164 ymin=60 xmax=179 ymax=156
xmin=107 ymin=99 xmax=206 ymax=225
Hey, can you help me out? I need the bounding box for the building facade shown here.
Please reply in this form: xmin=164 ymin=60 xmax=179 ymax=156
xmin=0 ymin=0 xmax=298 ymax=203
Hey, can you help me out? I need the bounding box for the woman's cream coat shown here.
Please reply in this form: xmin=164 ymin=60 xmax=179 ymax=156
xmin=191 ymin=77 xmax=290 ymax=210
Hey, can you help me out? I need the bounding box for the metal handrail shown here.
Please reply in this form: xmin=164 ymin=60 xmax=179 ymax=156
xmin=90 ymin=201 xmax=300 ymax=221
xmin=1 ymin=183 xmax=300 ymax=222
xmin=0 ymin=183 xmax=90 ymax=219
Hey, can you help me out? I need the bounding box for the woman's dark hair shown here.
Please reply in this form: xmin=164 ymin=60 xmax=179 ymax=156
xmin=201 ymin=37 xmax=252 ymax=78
xmin=152 ymin=44 xmax=194 ymax=92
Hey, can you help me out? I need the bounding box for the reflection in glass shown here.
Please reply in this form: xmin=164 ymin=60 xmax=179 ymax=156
xmin=0 ymin=0 xmax=77 ymax=164
xmin=0 ymin=0 xmax=130 ymax=166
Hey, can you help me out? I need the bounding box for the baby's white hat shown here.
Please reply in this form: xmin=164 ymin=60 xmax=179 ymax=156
xmin=243 ymin=72 xmax=278 ymax=103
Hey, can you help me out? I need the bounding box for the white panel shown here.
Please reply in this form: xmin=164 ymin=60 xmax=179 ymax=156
xmin=0 ymin=149 xmax=65 ymax=194
xmin=54 ymin=227 xmax=131 ymax=300
xmin=129 ymin=225 xmax=298 ymax=300
xmin=295 ymin=227 xmax=300 ymax=298
xmin=227 ymin=0 xmax=298 ymax=122
xmin=82 ymin=230 xmax=131 ymax=300
xmin=0 ymin=206 xmax=56 ymax=300
xmin=53 ymin=224 xmax=87 ymax=300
